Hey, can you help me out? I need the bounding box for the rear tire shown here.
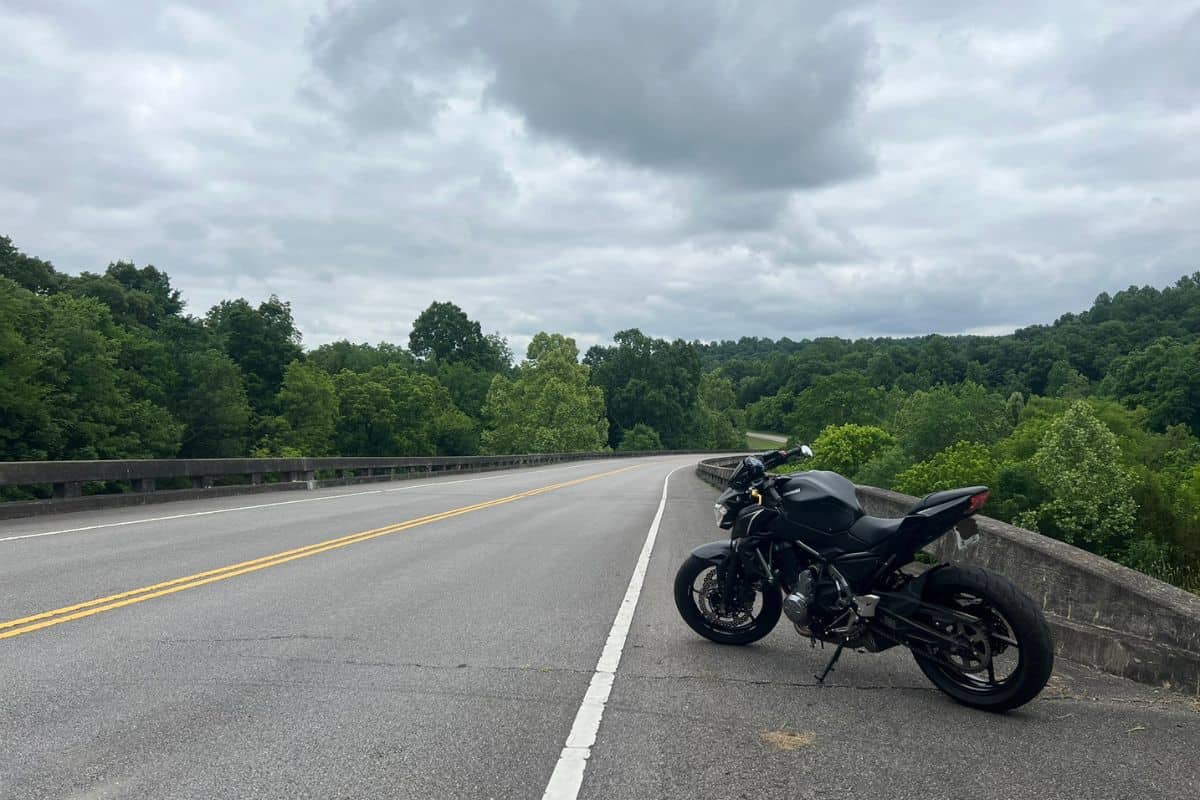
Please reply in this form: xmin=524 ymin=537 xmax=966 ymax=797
xmin=673 ymin=555 xmax=781 ymax=645
xmin=913 ymin=565 xmax=1054 ymax=712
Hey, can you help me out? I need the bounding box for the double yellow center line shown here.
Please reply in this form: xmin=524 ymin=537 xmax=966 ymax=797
xmin=0 ymin=464 xmax=640 ymax=641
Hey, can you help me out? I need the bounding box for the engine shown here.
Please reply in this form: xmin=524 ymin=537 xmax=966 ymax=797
xmin=783 ymin=568 xmax=842 ymax=633
xmin=783 ymin=570 xmax=815 ymax=626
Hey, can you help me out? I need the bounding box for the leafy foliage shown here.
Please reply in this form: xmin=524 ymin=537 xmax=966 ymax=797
xmin=482 ymin=333 xmax=608 ymax=454
xmin=617 ymin=423 xmax=664 ymax=451
xmin=333 ymin=365 xmax=475 ymax=456
xmin=585 ymin=329 xmax=702 ymax=449
xmin=173 ymin=350 xmax=253 ymax=458
xmin=1013 ymin=402 xmax=1138 ymax=554
xmin=805 ymin=424 xmax=895 ymax=479
xmin=784 ymin=373 xmax=891 ymax=443
xmin=893 ymin=382 xmax=1011 ymax=462
xmin=274 ymin=361 xmax=339 ymax=456
xmin=206 ymin=297 xmax=304 ymax=414
xmin=1102 ymin=338 xmax=1200 ymax=432
xmin=894 ymin=442 xmax=997 ymax=497
xmin=409 ymin=301 xmax=510 ymax=371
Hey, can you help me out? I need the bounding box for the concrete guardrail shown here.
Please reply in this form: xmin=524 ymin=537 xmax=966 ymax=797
xmin=0 ymin=450 xmax=734 ymax=521
xmin=696 ymin=456 xmax=1200 ymax=696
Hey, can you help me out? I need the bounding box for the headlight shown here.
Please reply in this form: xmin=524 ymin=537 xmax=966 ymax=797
xmin=714 ymin=503 xmax=728 ymax=526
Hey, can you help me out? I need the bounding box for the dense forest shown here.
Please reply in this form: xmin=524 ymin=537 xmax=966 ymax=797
xmin=2 ymin=234 xmax=1198 ymax=591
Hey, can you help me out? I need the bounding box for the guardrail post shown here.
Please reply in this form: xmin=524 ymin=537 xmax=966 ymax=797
xmin=191 ymin=476 xmax=214 ymax=489
xmin=302 ymin=470 xmax=315 ymax=489
xmin=133 ymin=478 xmax=155 ymax=493
xmin=53 ymin=481 xmax=82 ymax=499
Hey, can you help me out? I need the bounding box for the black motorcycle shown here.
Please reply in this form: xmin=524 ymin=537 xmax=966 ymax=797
xmin=675 ymin=446 xmax=1054 ymax=711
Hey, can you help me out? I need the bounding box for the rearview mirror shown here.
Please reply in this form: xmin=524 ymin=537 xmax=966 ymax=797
xmin=801 ymin=445 xmax=813 ymax=458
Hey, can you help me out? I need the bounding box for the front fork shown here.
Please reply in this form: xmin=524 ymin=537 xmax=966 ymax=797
xmin=716 ymin=540 xmax=776 ymax=614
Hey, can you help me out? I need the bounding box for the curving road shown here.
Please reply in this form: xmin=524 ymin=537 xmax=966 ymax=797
xmin=1 ymin=456 xmax=1196 ymax=799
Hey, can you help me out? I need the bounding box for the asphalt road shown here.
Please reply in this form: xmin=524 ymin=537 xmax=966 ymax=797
xmin=1 ymin=456 xmax=1196 ymax=799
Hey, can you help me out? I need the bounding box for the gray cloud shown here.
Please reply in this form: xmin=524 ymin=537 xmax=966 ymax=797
xmin=0 ymin=0 xmax=1197 ymax=358
xmin=307 ymin=0 xmax=878 ymax=189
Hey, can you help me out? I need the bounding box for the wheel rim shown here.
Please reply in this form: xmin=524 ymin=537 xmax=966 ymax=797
xmin=924 ymin=592 xmax=1023 ymax=693
xmin=689 ymin=565 xmax=764 ymax=632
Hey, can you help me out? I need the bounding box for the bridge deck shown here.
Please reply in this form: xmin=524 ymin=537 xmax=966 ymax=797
xmin=1 ymin=457 xmax=1195 ymax=799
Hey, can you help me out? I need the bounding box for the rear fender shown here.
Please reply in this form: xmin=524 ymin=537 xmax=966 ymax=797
xmin=690 ymin=540 xmax=734 ymax=565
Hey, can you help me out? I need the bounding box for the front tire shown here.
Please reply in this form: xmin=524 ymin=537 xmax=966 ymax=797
xmin=673 ymin=555 xmax=781 ymax=645
xmin=913 ymin=565 xmax=1054 ymax=712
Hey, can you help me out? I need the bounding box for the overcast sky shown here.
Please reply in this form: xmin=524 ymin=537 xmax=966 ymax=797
xmin=2 ymin=1 xmax=1197 ymax=356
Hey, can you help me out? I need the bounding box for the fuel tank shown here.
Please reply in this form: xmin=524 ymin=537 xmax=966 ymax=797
xmin=773 ymin=470 xmax=864 ymax=535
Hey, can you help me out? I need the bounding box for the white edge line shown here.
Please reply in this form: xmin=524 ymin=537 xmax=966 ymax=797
xmin=0 ymin=461 xmax=609 ymax=544
xmin=541 ymin=463 xmax=684 ymax=800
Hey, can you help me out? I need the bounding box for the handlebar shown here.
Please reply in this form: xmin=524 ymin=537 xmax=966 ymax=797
xmin=760 ymin=444 xmax=813 ymax=469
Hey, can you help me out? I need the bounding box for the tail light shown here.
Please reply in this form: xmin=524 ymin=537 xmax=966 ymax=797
xmin=967 ymin=490 xmax=990 ymax=514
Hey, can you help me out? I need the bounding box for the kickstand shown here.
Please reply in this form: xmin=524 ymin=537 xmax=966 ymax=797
xmin=815 ymin=644 xmax=844 ymax=684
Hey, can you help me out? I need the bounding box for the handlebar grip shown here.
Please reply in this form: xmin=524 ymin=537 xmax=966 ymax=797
xmin=760 ymin=449 xmax=786 ymax=468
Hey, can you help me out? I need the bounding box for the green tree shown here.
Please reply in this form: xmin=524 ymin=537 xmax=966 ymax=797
xmin=0 ymin=279 xmax=53 ymax=459
xmin=783 ymin=372 xmax=888 ymax=442
xmin=893 ymin=382 xmax=1011 ymax=461
xmin=409 ymin=301 xmax=509 ymax=371
xmin=806 ymin=424 xmax=895 ymax=478
xmin=173 ymin=350 xmax=253 ymax=457
xmin=483 ymin=333 xmax=608 ymax=454
xmin=695 ymin=404 xmax=743 ymax=449
xmin=333 ymin=365 xmax=476 ymax=456
xmin=617 ymin=423 xmax=663 ymax=451
xmin=69 ymin=262 xmax=183 ymax=329
xmin=26 ymin=294 xmax=183 ymax=459
xmin=275 ymin=361 xmax=339 ymax=455
xmin=1045 ymin=360 xmax=1089 ymax=399
xmin=1103 ymin=338 xmax=1200 ymax=433
xmin=894 ymin=442 xmax=997 ymax=496
xmin=584 ymin=329 xmax=701 ymax=449
xmin=1014 ymin=402 xmax=1138 ymax=556
xmin=427 ymin=360 xmax=496 ymax=419
xmin=206 ymin=296 xmax=304 ymax=413
xmin=1004 ymin=391 xmax=1025 ymax=427
xmin=699 ymin=372 xmax=738 ymax=416
xmin=854 ymin=446 xmax=915 ymax=490
xmin=332 ymin=370 xmax=397 ymax=456
xmin=0 ymin=235 xmax=62 ymax=294
xmin=307 ymin=340 xmax=415 ymax=374
xmin=695 ymin=372 xmax=743 ymax=449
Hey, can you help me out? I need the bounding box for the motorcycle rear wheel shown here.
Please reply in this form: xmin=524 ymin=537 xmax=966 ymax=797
xmin=673 ymin=555 xmax=782 ymax=645
xmin=913 ymin=565 xmax=1054 ymax=712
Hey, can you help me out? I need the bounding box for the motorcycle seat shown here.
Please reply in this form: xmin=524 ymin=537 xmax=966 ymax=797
xmin=907 ymin=486 xmax=988 ymax=515
xmin=847 ymin=514 xmax=907 ymax=547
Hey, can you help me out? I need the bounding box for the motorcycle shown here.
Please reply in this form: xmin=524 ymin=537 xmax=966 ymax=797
xmin=674 ymin=446 xmax=1054 ymax=711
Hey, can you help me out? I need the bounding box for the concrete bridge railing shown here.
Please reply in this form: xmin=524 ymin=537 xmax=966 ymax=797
xmin=0 ymin=450 xmax=735 ymax=521
xmin=697 ymin=456 xmax=1200 ymax=696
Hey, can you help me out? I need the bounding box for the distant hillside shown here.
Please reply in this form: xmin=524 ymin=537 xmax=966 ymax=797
xmin=695 ymin=275 xmax=1200 ymax=432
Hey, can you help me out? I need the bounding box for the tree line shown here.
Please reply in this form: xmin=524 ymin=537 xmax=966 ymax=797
xmin=716 ymin=276 xmax=1200 ymax=592
xmin=2 ymin=234 xmax=1197 ymax=591
xmin=0 ymin=236 xmax=740 ymax=469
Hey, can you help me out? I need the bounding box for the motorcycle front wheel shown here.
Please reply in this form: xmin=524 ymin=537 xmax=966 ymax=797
xmin=673 ymin=555 xmax=781 ymax=645
xmin=913 ymin=565 xmax=1054 ymax=712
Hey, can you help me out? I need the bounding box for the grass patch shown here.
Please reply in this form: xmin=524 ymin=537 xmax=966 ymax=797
xmin=746 ymin=432 xmax=786 ymax=450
